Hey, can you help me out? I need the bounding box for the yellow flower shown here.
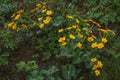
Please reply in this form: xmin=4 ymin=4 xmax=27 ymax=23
xmin=76 ymin=27 xmax=81 ymax=32
xmin=66 ymin=27 xmax=72 ymax=30
xmin=42 ymin=8 xmax=47 ymax=13
xmin=77 ymin=42 xmax=82 ymax=48
xmin=90 ymin=20 xmax=97 ymax=24
xmin=62 ymin=36 xmax=66 ymax=41
xmin=46 ymin=10 xmax=53 ymax=15
xmin=97 ymin=43 xmax=104 ymax=49
xmin=98 ymin=28 xmax=107 ymax=33
xmin=96 ymin=23 xmax=102 ymax=27
xmin=95 ymin=70 xmax=100 ymax=76
xmin=11 ymin=13 xmax=16 ymax=18
xmin=58 ymin=29 xmax=63 ymax=33
xmin=97 ymin=61 xmax=103 ymax=68
xmin=58 ymin=38 xmax=63 ymax=43
xmin=36 ymin=4 xmax=42 ymax=8
xmin=72 ymin=25 xmax=77 ymax=29
xmin=30 ymin=9 xmax=36 ymax=13
xmin=86 ymin=23 xmax=90 ymax=26
xmin=22 ymin=24 xmax=27 ymax=29
xmin=101 ymin=38 xmax=107 ymax=43
xmin=58 ymin=36 xmax=66 ymax=43
xmin=92 ymin=64 xmax=98 ymax=70
xmin=107 ymin=30 xmax=116 ymax=35
xmin=33 ymin=21 xmax=37 ymax=26
xmin=61 ymin=42 xmax=67 ymax=46
xmin=91 ymin=42 xmax=97 ymax=48
xmin=38 ymin=17 xmax=42 ymax=21
xmin=69 ymin=34 xmax=75 ymax=40
xmin=91 ymin=57 xmax=97 ymax=62
xmin=78 ymin=32 xmax=83 ymax=38
xmin=12 ymin=23 xmax=17 ymax=30
xmin=43 ymin=2 xmax=46 ymax=5
xmin=82 ymin=28 xmax=87 ymax=30
xmin=75 ymin=18 xmax=79 ymax=24
xmin=83 ymin=20 xmax=89 ymax=22
xmin=7 ymin=22 xmax=14 ymax=28
xmin=87 ymin=37 xmax=94 ymax=42
xmin=43 ymin=16 xmax=52 ymax=24
xmin=35 ymin=7 xmax=40 ymax=11
xmin=66 ymin=15 xmax=73 ymax=19
xmin=92 ymin=35 xmax=96 ymax=39
xmin=39 ymin=23 xmax=45 ymax=29
xmin=17 ymin=9 xmax=24 ymax=14
xmin=14 ymin=14 xmax=21 ymax=20
xmin=42 ymin=5 xmax=46 ymax=9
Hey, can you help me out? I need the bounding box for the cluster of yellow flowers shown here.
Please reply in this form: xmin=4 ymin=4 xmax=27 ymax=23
xmin=98 ymin=28 xmax=115 ymax=35
xmin=84 ymin=19 xmax=115 ymax=35
xmin=30 ymin=3 xmax=53 ymax=29
xmin=58 ymin=15 xmax=111 ymax=50
xmin=58 ymin=15 xmax=86 ymax=48
xmin=58 ymin=15 xmax=115 ymax=77
xmin=84 ymin=19 xmax=102 ymax=27
xmin=58 ymin=36 xmax=67 ymax=46
xmin=7 ymin=2 xmax=53 ymax=31
xmin=8 ymin=9 xmax=24 ymax=30
xmin=91 ymin=57 xmax=103 ymax=76
xmin=89 ymin=37 xmax=108 ymax=49
xmin=58 ymin=25 xmax=83 ymax=48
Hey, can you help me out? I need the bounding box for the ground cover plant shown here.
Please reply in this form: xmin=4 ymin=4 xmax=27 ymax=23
xmin=0 ymin=0 xmax=120 ymax=80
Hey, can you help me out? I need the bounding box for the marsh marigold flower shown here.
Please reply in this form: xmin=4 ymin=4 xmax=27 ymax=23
xmin=91 ymin=57 xmax=97 ymax=62
xmin=58 ymin=29 xmax=63 ymax=33
xmin=66 ymin=15 xmax=73 ymax=19
xmin=75 ymin=18 xmax=79 ymax=24
xmin=39 ymin=23 xmax=44 ymax=29
xmin=46 ymin=10 xmax=53 ymax=15
xmin=97 ymin=61 xmax=103 ymax=68
xmin=76 ymin=28 xmax=81 ymax=32
xmin=42 ymin=8 xmax=46 ymax=13
xmin=38 ymin=17 xmax=42 ymax=21
xmin=12 ymin=23 xmax=17 ymax=30
xmin=22 ymin=24 xmax=27 ymax=29
xmin=83 ymin=20 xmax=89 ymax=22
xmin=42 ymin=5 xmax=46 ymax=9
xmin=72 ymin=25 xmax=77 ymax=29
xmin=87 ymin=37 xmax=94 ymax=42
xmin=43 ymin=16 xmax=51 ymax=24
xmin=98 ymin=28 xmax=107 ymax=33
xmin=11 ymin=13 xmax=16 ymax=18
xmin=33 ymin=22 xmax=37 ymax=26
xmin=101 ymin=38 xmax=107 ymax=43
xmin=78 ymin=32 xmax=83 ymax=38
xmin=77 ymin=42 xmax=82 ymax=48
xmin=14 ymin=14 xmax=21 ymax=20
xmin=61 ymin=42 xmax=67 ymax=46
xmin=17 ymin=9 xmax=24 ymax=14
xmin=7 ymin=22 xmax=14 ymax=28
xmin=69 ymin=34 xmax=75 ymax=40
xmin=97 ymin=43 xmax=104 ymax=49
xmin=91 ymin=42 xmax=97 ymax=48
xmin=36 ymin=4 xmax=41 ymax=8
xmin=92 ymin=64 xmax=98 ymax=70
xmin=66 ymin=27 xmax=72 ymax=30
xmin=82 ymin=28 xmax=87 ymax=30
xmin=58 ymin=36 xmax=66 ymax=43
xmin=92 ymin=35 xmax=96 ymax=39
xmin=86 ymin=23 xmax=90 ymax=26
xmin=95 ymin=70 xmax=100 ymax=76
